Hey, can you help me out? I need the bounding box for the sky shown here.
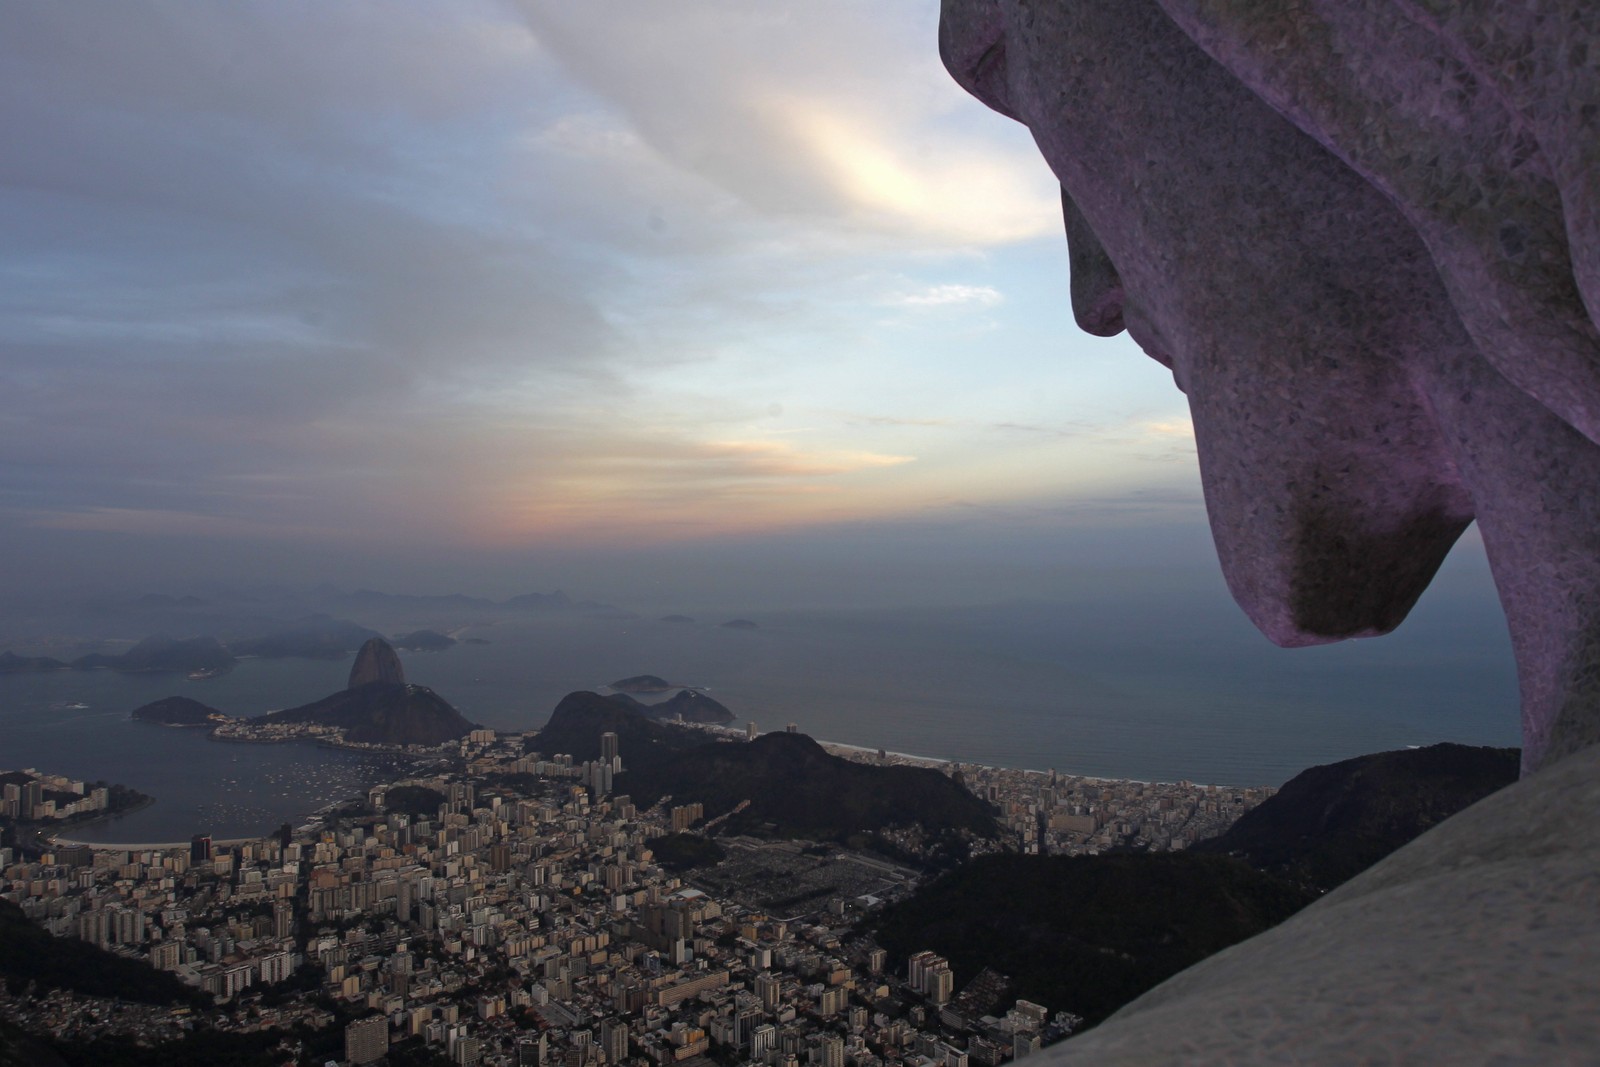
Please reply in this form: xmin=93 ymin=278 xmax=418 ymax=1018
xmin=0 ymin=1 xmax=1497 ymax=619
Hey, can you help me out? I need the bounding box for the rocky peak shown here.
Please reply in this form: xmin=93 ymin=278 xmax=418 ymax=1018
xmin=348 ymin=637 xmax=405 ymax=689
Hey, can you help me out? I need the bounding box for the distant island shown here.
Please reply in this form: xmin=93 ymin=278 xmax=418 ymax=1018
xmin=0 ymin=651 xmax=70 ymax=673
xmin=392 ymin=629 xmax=457 ymax=652
xmin=71 ymin=635 xmax=236 ymax=676
xmin=130 ymin=696 xmax=227 ymax=727
xmin=119 ymin=639 xmax=481 ymax=750
xmin=226 ymin=615 xmax=381 ymax=659
xmin=609 ymin=674 xmax=678 ymax=693
xmin=0 ymin=616 xmax=386 ymax=676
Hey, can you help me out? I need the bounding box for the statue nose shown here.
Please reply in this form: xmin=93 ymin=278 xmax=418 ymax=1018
xmin=1063 ymin=186 xmax=1128 ymax=338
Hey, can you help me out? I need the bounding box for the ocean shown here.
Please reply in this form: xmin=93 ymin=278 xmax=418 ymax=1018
xmin=0 ymin=589 xmax=1521 ymax=844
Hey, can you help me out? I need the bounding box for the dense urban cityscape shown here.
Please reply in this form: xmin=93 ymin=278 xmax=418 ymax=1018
xmin=0 ymin=725 xmax=1271 ymax=1066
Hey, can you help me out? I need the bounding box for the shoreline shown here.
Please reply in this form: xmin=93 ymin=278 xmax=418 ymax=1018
xmin=809 ymin=736 xmax=1238 ymax=789
xmin=47 ymin=833 xmax=261 ymax=851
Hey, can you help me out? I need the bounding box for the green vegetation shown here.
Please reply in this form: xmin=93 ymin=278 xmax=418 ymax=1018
xmin=1193 ymin=742 xmax=1519 ymax=891
xmin=620 ymin=731 xmax=999 ymax=849
xmin=254 ymin=681 xmax=477 ymax=745
xmin=527 ymin=692 xmax=708 ymax=770
xmin=645 ymin=833 xmax=727 ymax=871
xmin=383 ymin=785 xmax=447 ymax=819
xmin=130 ymin=697 xmax=223 ymax=726
xmin=869 ymin=852 xmax=1315 ymax=1027
xmin=50 ymin=1030 xmax=282 ymax=1067
xmin=0 ymin=901 xmax=207 ymax=1007
xmin=0 ymin=1019 xmax=67 ymax=1067
xmin=532 ymin=693 xmax=997 ymax=863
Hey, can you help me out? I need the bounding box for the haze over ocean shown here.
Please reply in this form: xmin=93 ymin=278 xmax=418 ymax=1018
xmin=1 ymin=539 xmax=1517 ymax=844
xmin=0 ymin=3 xmax=1523 ymax=846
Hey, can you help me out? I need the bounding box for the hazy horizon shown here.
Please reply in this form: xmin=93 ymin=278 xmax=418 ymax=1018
xmin=0 ymin=2 xmax=1524 ymax=763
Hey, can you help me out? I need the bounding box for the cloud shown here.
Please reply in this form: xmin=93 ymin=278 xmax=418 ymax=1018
xmin=515 ymin=2 xmax=1058 ymax=244
xmin=887 ymin=284 xmax=1004 ymax=308
xmin=0 ymin=0 xmax=1193 ymax=594
xmin=1143 ymin=418 xmax=1197 ymax=439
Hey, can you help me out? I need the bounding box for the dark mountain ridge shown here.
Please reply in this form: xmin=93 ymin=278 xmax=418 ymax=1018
xmin=252 ymin=681 xmax=476 ymax=746
xmin=527 ymin=691 xmax=707 ymax=771
xmin=529 ymin=692 xmax=998 ymax=850
xmin=621 ymin=730 xmax=999 ymax=844
xmin=868 ymin=742 xmax=1520 ymax=1028
xmin=607 ymin=689 xmax=735 ymax=724
xmin=871 ymin=852 xmax=1314 ymax=1027
xmin=1191 ymin=742 xmax=1518 ymax=891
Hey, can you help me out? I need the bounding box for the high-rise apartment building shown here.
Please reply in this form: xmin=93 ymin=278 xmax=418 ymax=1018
xmin=345 ymin=1015 xmax=389 ymax=1065
xmin=599 ymin=1017 xmax=629 ymax=1063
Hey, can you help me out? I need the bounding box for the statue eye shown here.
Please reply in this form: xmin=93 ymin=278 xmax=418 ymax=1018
xmin=939 ymin=2 xmax=1019 ymax=121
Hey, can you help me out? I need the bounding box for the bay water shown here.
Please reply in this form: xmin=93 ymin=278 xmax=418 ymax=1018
xmin=0 ymin=590 xmax=1520 ymax=844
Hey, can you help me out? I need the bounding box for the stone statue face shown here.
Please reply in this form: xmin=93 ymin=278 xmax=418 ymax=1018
xmin=941 ymin=0 xmax=1479 ymax=645
xmin=941 ymin=0 xmax=1600 ymax=772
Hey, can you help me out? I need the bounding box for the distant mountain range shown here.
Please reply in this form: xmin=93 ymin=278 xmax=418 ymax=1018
xmin=0 ymin=618 xmax=382 ymax=674
xmin=1 ymin=584 xmax=611 ymax=675
xmin=27 ymin=635 xmax=238 ymax=676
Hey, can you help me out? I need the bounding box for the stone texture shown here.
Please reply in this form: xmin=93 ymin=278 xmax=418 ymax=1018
xmin=1037 ymin=742 xmax=1600 ymax=1064
xmin=938 ymin=0 xmax=1600 ymax=773
xmin=938 ymin=3 xmax=1600 ymax=1057
xmin=347 ymin=637 xmax=405 ymax=689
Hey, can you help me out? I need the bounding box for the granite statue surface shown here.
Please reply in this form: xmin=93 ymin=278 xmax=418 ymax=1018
xmin=941 ymin=0 xmax=1600 ymax=774
xmin=938 ymin=0 xmax=1600 ymax=1057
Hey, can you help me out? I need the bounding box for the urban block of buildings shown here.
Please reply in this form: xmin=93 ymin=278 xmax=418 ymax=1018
xmin=0 ymin=728 xmax=1268 ymax=1065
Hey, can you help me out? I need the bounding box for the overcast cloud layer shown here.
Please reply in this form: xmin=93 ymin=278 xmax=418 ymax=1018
xmin=1 ymin=1 xmax=1231 ymax=604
